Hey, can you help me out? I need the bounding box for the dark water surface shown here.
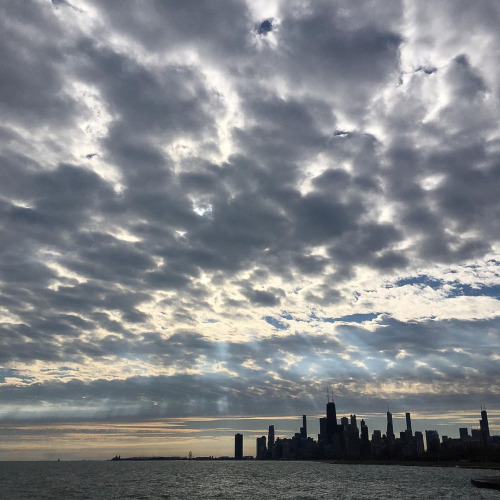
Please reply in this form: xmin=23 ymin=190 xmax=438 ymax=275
xmin=0 ymin=460 xmax=497 ymax=499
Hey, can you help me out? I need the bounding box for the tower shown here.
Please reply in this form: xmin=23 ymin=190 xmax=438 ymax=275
xmin=300 ymin=415 xmax=307 ymax=439
xmin=256 ymin=436 xmax=267 ymax=460
xmin=386 ymin=411 xmax=395 ymax=441
xmin=326 ymin=400 xmax=337 ymax=445
xmin=480 ymin=407 xmax=490 ymax=447
xmin=459 ymin=427 xmax=469 ymax=441
xmin=268 ymin=425 xmax=275 ymax=457
xmin=425 ymin=430 xmax=440 ymax=453
xmin=234 ymin=433 xmax=243 ymax=460
xmin=360 ymin=419 xmax=369 ymax=447
xmin=405 ymin=412 xmax=412 ymax=436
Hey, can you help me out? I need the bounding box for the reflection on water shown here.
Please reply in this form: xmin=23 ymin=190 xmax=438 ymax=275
xmin=0 ymin=460 xmax=497 ymax=499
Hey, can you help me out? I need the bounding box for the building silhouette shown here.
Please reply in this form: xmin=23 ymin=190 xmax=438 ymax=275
xmin=425 ymin=430 xmax=440 ymax=454
xmin=405 ymin=412 xmax=412 ymax=436
xmin=360 ymin=419 xmax=370 ymax=458
xmin=459 ymin=427 xmax=469 ymax=442
xmin=268 ymin=425 xmax=275 ymax=458
xmin=234 ymin=433 xmax=243 ymax=460
xmin=300 ymin=415 xmax=307 ymax=439
xmin=414 ymin=431 xmax=424 ymax=456
xmin=386 ymin=411 xmax=395 ymax=442
xmin=326 ymin=400 xmax=337 ymax=445
xmin=480 ymin=408 xmax=490 ymax=447
xmin=256 ymin=436 xmax=267 ymax=460
xmin=246 ymin=405 xmax=499 ymax=463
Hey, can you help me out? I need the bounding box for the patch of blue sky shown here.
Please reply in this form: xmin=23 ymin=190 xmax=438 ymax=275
xmin=0 ymin=369 xmax=34 ymax=383
xmin=445 ymin=283 xmax=500 ymax=299
xmin=279 ymin=311 xmax=311 ymax=323
xmin=263 ymin=316 xmax=289 ymax=330
xmin=392 ymin=274 xmax=500 ymax=299
xmin=394 ymin=275 xmax=443 ymax=289
xmin=310 ymin=312 xmax=380 ymax=323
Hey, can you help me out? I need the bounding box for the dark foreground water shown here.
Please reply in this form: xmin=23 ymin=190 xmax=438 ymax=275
xmin=0 ymin=460 xmax=497 ymax=499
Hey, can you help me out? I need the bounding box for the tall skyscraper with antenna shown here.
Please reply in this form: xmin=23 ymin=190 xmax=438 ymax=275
xmin=326 ymin=391 xmax=337 ymax=445
xmin=480 ymin=406 xmax=490 ymax=447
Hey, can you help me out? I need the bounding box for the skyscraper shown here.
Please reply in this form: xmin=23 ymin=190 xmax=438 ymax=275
xmin=235 ymin=433 xmax=243 ymax=460
xmin=360 ymin=419 xmax=368 ymax=439
xmin=360 ymin=419 xmax=370 ymax=458
xmin=459 ymin=427 xmax=469 ymax=441
xmin=425 ymin=430 xmax=440 ymax=453
xmin=300 ymin=415 xmax=307 ymax=439
xmin=480 ymin=408 xmax=490 ymax=447
xmin=386 ymin=411 xmax=395 ymax=441
xmin=405 ymin=412 xmax=412 ymax=436
xmin=414 ymin=431 xmax=424 ymax=456
xmin=326 ymin=400 xmax=337 ymax=445
xmin=319 ymin=417 xmax=327 ymax=443
xmin=256 ymin=436 xmax=267 ymax=460
xmin=268 ymin=425 xmax=275 ymax=457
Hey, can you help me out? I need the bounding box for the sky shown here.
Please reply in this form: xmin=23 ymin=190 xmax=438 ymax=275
xmin=1 ymin=0 xmax=500 ymax=460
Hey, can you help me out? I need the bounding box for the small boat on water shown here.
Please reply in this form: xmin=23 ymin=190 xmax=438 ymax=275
xmin=471 ymin=476 xmax=500 ymax=490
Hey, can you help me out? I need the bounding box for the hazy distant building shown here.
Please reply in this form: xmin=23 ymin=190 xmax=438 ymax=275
xmin=235 ymin=433 xmax=243 ymax=460
xmin=256 ymin=436 xmax=267 ymax=460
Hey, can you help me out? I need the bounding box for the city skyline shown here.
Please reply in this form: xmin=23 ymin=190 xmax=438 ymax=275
xmin=1 ymin=0 xmax=500 ymax=461
xmin=1 ymin=404 xmax=497 ymax=460
xmin=244 ymin=403 xmax=497 ymax=461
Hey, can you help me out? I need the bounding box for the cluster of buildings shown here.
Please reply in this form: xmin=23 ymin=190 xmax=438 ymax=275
xmin=235 ymin=401 xmax=499 ymax=462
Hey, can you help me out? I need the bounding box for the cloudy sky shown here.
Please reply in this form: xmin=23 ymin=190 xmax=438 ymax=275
xmin=1 ymin=0 xmax=500 ymax=459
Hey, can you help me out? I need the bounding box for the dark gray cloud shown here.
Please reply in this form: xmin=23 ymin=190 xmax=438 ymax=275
xmin=0 ymin=2 xmax=79 ymax=128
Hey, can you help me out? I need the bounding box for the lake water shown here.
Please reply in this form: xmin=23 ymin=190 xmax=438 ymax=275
xmin=0 ymin=460 xmax=497 ymax=499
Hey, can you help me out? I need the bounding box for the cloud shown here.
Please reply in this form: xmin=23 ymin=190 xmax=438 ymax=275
xmin=0 ymin=0 xmax=499 ymax=455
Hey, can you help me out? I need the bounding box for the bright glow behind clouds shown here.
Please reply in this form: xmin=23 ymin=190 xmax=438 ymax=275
xmin=0 ymin=0 xmax=499 ymax=458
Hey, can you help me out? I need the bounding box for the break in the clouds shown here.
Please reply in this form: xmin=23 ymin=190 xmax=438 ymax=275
xmin=1 ymin=0 xmax=500 ymax=458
